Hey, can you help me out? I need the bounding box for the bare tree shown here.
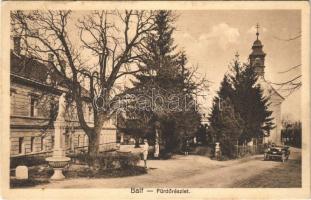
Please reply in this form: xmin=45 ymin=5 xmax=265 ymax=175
xmin=269 ymin=33 xmax=301 ymax=97
xmin=11 ymin=10 xmax=156 ymax=158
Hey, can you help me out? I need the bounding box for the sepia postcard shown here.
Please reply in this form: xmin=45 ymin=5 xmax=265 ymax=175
xmin=0 ymin=1 xmax=310 ymax=199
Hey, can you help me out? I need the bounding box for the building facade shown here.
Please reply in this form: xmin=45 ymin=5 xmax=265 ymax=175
xmin=249 ymin=28 xmax=285 ymax=145
xmin=10 ymin=37 xmax=117 ymax=157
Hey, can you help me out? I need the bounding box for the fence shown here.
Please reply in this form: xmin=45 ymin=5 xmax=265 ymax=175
xmin=10 ymin=145 xmax=53 ymax=158
xmin=10 ymin=142 xmax=120 ymax=169
xmin=233 ymin=143 xmax=265 ymax=158
xmin=11 ymin=142 xmax=119 ymax=161
xmin=71 ymin=142 xmax=119 ymax=154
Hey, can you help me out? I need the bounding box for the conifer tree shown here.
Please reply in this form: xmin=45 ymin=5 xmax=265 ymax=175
xmin=228 ymin=60 xmax=274 ymax=143
xmin=126 ymin=10 xmax=202 ymax=153
xmin=208 ymin=56 xmax=274 ymax=158
xmin=208 ymin=76 xmax=243 ymax=158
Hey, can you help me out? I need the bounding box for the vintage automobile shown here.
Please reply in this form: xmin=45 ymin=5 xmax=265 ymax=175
xmin=264 ymin=144 xmax=290 ymax=162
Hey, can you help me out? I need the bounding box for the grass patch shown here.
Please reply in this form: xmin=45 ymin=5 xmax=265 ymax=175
xmin=10 ymin=178 xmax=49 ymax=188
xmin=64 ymin=165 xmax=147 ymax=178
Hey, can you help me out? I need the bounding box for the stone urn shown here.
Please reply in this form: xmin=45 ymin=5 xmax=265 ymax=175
xmin=46 ymin=156 xmax=70 ymax=180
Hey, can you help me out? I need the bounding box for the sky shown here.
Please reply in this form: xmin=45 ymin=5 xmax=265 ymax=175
xmin=18 ymin=10 xmax=301 ymax=121
xmin=173 ymin=10 xmax=301 ymax=121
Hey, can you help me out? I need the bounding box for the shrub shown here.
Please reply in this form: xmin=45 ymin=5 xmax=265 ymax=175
xmin=63 ymin=165 xmax=147 ymax=178
xmin=70 ymin=152 xmax=141 ymax=170
xmin=119 ymin=153 xmax=140 ymax=168
xmin=193 ymin=146 xmax=212 ymax=156
xmin=10 ymin=156 xmax=47 ymax=169
xmin=219 ymin=139 xmax=236 ymax=159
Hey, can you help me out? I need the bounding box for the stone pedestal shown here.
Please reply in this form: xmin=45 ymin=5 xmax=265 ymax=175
xmin=46 ymin=119 xmax=70 ymax=181
xmin=51 ymin=168 xmax=65 ymax=180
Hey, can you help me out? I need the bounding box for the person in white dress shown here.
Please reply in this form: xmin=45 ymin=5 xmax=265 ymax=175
xmin=154 ymin=139 xmax=159 ymax=158
xmin=142 ymin=139 xmax=149 ymax=168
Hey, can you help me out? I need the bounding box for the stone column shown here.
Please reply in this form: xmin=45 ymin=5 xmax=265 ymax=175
xmin=52 ymin=120 xmax=66 ymax=157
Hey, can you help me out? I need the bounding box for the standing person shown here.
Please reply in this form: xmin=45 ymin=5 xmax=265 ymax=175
xmin=154 ymin=139 xmax=160 ymax=159
xmin=215 ymin=142 xmax=221 ymax=160
xmin=142 ymin=139 xmax=149 ymax=168
xmin=184 ymin=139 xmax=190 ymax=156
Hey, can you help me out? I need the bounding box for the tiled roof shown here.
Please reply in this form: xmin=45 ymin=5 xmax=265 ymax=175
xmin=11 ymin=51 xmax=90 ymax=98
xmin=11 ymin=51 xmax=66 ymax=86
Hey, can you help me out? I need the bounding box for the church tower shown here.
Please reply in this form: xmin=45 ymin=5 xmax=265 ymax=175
xmin=248 ymin=24 xmax=285 ymax=145
xmin=249 ymin=24 xmax=266 ymax=76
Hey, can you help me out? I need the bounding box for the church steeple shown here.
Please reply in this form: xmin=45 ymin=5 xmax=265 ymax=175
xmin=249 ymin=23 xmax=266 ymax=76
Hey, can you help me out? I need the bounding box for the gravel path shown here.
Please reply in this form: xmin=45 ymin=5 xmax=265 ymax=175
xmin=35 ymin=147 xmax=301 ymax=188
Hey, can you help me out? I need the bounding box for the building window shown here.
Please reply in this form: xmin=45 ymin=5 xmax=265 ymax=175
xmin=30 ymin=137 xmax=35 ymax=152
xmin=40 ymin=136 xmax=45 ymax=151
xmin=69 ymin=135 xmax=73 ymax=151
xmin=10 ymin=89 xmax=16 ymax=115
xmin=18 ymin=137 xmax=24 ymax=154
xmin=65 ymin=134 xmax=69 ymax=149
xmin=84 ymin=135 xmax=88 ymax=147
xmin=77 ymin=135 xmax=81 ymax=147
xmin=50 ymin=102 xmax=56 ymax=120
xmin=51 ymin=136 xmax=54 ymax=150
xmin=30 ymin=96 xmax=38 ymax=117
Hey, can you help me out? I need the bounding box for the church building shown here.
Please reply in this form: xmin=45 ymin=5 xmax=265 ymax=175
xmin=249 ymin=25 xmax=285 ymax=145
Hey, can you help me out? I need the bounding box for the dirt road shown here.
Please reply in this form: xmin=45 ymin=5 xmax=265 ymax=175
xmin=36 ymin=147 xmax=301 ymax=188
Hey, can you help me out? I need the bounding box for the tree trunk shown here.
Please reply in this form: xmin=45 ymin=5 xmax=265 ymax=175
xmin=88 ymin=133 xmax=100 ymax=157
xmin=87 ymin=129 xmax=101 ymax=168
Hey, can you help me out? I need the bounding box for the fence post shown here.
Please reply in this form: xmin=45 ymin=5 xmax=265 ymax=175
xmin=236 ymin=140 xmax=239 ymax=158
xmin=255 ymin=138 xmax=258 ymax=154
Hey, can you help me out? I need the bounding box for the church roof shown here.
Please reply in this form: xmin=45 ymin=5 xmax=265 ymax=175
xmin=250 ymin=39 xmax=266 ymax=57
xmin=257 ymin=76 xmax=285 ymax=101
xmin=253 ymin=39 xmax=263 ymax=47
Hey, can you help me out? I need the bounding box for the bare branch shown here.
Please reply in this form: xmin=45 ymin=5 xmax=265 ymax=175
xmin=278 ymin=64 xmax=301 ymax=74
